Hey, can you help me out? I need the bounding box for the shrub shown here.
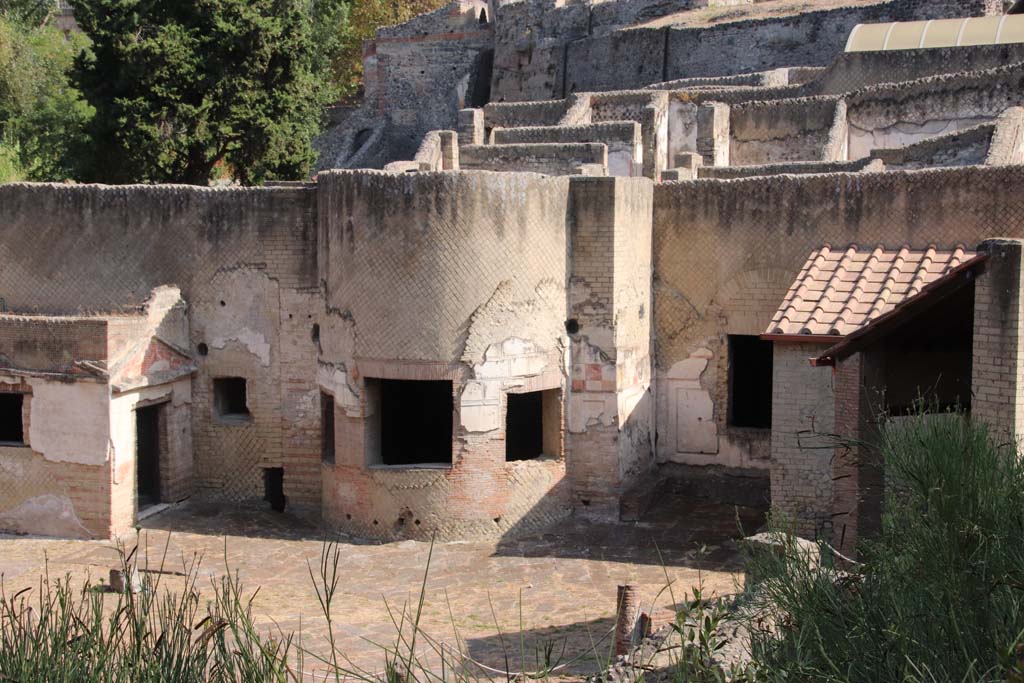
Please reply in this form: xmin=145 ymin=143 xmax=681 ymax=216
xmin=747 ymin=412 xmax=1024 ymax=683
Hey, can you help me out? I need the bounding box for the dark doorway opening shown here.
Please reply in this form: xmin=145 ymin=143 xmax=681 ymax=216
xmin=264 ymin=467 xmax=286 ymax=512
xmin=136 ymin=404 xmax=163 ymax=509
xmin=878 ymin=281 xmax=975 ymax=415
xmin=369 ymin=379 xmax=453 ymax=465
xmin=321 ymin=392 xmax=335 ymax=464
xmin=0 ymin=393 xmax=24 ymax=444
xmin=728 ymin=335 xmax=774 ymax=429
xmin=465 ymin=49 xmax=494 ymax=108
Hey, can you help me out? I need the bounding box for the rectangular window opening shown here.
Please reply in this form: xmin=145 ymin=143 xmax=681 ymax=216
xmin=728 ymin=335 xmax=773 ymax=429
xmin=367 ymin=379 xmax=453 ymax=466
xmin=321 ymin=392 xmax=335 ymax=464
xmin=214 ymin=377 xmax=249 ymax=419
xmin=506 ymin=389 xmax=561 ymax=461
xmin=0 ymin=393 xmax=25 ymax=444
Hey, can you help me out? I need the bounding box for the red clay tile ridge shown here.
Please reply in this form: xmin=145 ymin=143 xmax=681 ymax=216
xmin=766 ymin=244 xmax=975 ymax=337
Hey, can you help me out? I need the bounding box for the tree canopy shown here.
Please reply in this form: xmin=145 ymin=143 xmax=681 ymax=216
xmin=0 ymin=9 xmax=92 ymax=182
xmin=0 ymin=0 xmax=448 ymax=184
xmin=71 ymin=0 xmax=335 ymax=185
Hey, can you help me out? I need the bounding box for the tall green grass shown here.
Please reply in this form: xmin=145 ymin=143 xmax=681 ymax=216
xmin=747 ymin=412 xmax=1024 ymax=683
xmin=0 ymin=538 xmax=294 ymax=682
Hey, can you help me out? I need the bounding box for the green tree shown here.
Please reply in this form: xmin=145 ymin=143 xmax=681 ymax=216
xmin=0 ymin=11 xmax=93 ymax=182
xmin=307 ymin=0 xmax=354 ymax=103
xmin=0 ymin=0 xmax=56 ymax=27
xmin=72 ymin=0 xmax=331 ymax=185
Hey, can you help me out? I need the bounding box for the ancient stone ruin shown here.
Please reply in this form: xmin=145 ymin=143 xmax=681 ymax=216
xmin=3 ymin=0 xmax=1024 ymax=556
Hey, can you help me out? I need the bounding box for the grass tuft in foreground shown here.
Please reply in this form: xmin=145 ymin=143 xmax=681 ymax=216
xmin=0 ymin=537 xmax=294 ymax=682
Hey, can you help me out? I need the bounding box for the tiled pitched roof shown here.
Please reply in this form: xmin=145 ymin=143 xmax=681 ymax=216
xmin=766 ymin=244 xmax=976 ymax=337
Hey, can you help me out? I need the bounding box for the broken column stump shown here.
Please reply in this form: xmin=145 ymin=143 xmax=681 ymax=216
xmin=614 ymin=584 xmax=641 ymax=656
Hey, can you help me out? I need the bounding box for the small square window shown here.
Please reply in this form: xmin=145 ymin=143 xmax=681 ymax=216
xmin=506 ymin=389 xmax=561 ymax=461
xmin=214 ymin=377 xmax=249 ymax=419
xmin=0 ymin=393 xmax=24 ymax=444
xmin=728 ymin=335 xmax=773 ymax=429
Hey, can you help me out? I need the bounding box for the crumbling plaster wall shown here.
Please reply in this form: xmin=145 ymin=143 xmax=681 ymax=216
xmin=0 ymin=184 xmax=322 ymax=516
xmin=0 ymin=375 xmax=110 ymax=539
xmin=652 ymin=167 xmax=1024 ymax=522
xmin=566 ymin=176 xmax=655 ymax=515
xmin=108 ymin=380 xmax=192 ymax=533
xmin=845 ymin=65 xmax=1024 ymax=159
xmin=0 ymin=317 xmax=114 ymax=538
xmin=316 ymin=170 xmax=573 ymax=540
xmin=730 ymin=97 xmax=844 ymax=165
xmin=873 ymin=122 xmax=995 ymax=169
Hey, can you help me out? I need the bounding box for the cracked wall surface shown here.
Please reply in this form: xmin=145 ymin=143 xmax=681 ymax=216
xmin=0 ymin=184 xmax=322 ymax=521
xmin=316 ymin=170 xmax=573 ymax=540
xmin=654 ymin=166 xmax=1024 ymax=524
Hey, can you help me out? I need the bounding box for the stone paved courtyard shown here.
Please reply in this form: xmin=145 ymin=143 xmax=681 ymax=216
xmin=0 ymin=490 xmax=765 ymax=680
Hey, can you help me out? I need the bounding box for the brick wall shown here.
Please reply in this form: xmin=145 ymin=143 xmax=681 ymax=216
xmin=770 ymin=342 xmax=835 ymax=538
xmin=830 ymin=351 xmax=884 ymax=558
xmin=0 ymin=184 xmax=321 ymax=515
xmin=654 ymin=166 xmax=1024 ymax=533
xmin=316 ymin=171 xmax=573 ymax=539
xmin=971 ymin=239 xmax=1024 ymax=438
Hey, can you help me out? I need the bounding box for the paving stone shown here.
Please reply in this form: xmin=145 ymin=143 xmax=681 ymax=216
xmin=0 ymin=497 xmax=763 ymax=680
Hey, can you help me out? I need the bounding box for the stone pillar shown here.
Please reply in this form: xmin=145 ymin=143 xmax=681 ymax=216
xmin=458 ymin=108 xmax=485 ymax=147
xmin=566 ymin=176 xmax=655 ymax=517
xmin=971 ymin=238 xmax=1024 ymax=439
xmin=662 ymin=152 xmax=703 ymax=181
xmin=438 ymin=131 xmax=459 ymax=170
xmin=697 ymin=102 xmax=730 ymax=167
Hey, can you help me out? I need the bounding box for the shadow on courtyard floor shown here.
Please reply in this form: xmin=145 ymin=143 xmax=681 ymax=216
xmin=493 ymin=477 xmax=769 ymax=569
xmin=140 ymin=499 xmax=327 ymax=542
xmin=462 ymin=614 xmax=619 ymax=677
xmin=140 ymin=469 xmax=769 ymax=573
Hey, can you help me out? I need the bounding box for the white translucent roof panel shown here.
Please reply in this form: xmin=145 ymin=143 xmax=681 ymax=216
xmin=846 ymin=15 xmax=1024 ymax=52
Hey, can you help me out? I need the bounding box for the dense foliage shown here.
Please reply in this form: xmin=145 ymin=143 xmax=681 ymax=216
xmin=748 ymin=413 xmax=1024 ymax=683
xmin=0 ymin=0 xmax=445 ymax=184
xmin=0 ymin=7 xmax=92 ymax=182
xmin=71 ymin=0 xmax=335 ymax=185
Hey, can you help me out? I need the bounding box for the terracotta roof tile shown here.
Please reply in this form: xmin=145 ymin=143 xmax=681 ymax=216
xmin=766 ymin=244 xmax=975 ymax=337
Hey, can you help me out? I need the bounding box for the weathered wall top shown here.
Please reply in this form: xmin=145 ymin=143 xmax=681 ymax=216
xmin=0 ymin=183 xmax=317 ymax=315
